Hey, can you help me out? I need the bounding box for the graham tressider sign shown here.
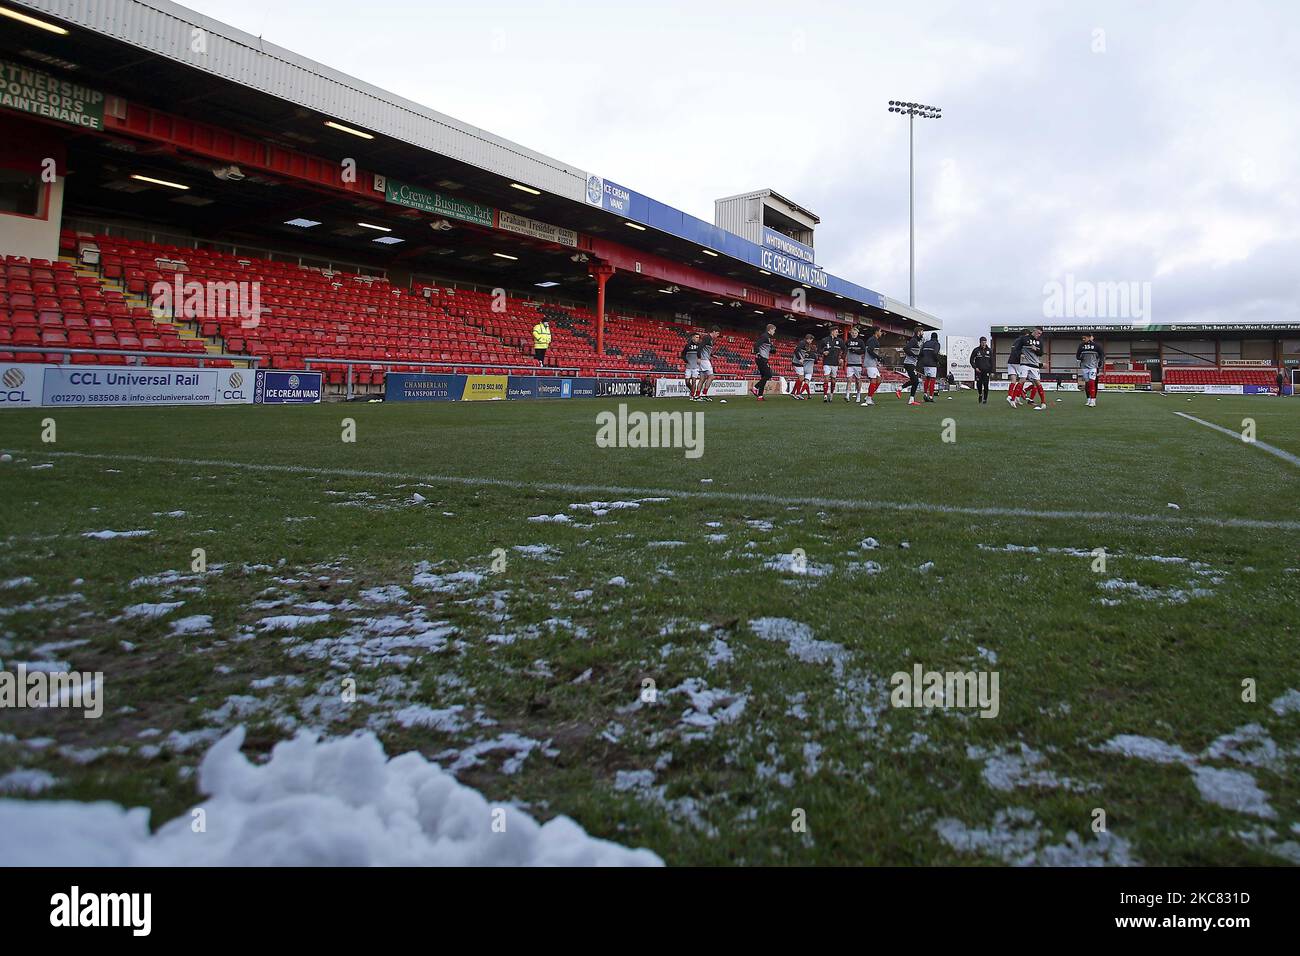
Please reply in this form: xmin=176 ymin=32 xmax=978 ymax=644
xmin=0 ymin=57 xmax=105 ymax=130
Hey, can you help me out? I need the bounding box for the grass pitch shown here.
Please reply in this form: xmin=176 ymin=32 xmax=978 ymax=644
xmin=1 ymin=391 xmax=1298 ymax=865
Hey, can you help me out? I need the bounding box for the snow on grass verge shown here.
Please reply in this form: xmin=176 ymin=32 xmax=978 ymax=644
xmin=935 ymin=806 xmax=1138 ymax=866
xmin=0 ymin=727 xmax=661 ymax=866
xmin=749 ymin=618 xmax=849 ymax=676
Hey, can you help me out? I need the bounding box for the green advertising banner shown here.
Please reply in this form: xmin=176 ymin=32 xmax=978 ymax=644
xmin=0 ymin=57 xmax=106 ymax=131
xmin=384 ymin=179 xmax=494 ymax=227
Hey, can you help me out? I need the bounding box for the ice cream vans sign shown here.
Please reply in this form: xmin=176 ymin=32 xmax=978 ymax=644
xmin=254 ymin=370 xmax=322 ymax=404
xmin=585 ymin=175 xmax=634 ymax=215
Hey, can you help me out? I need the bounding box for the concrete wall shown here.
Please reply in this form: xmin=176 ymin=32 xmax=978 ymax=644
xmin=0 ymin=177 xmax=63 ymax=261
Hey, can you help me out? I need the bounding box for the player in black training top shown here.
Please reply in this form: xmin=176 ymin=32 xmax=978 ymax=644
xmin=901 ymin=328 xmax=923 ymax=405
xmin=1006 ymin=331 xmax=1025 ymax=407
xmin=844 ymin=326 xmax=867 ymax=404
xmin=818 ymin=327 xmax=845 ymax=404
xmin=1013 ymin=326 xmax=1046 ymax=410
xmin=752 ymin=323 xmax=776 ymax=401
xmin=790 ymin=334 xmax=816 ymax=399
xmin=681 ymin=332 xmax=702 ymax=400
xmin=696 ymin=326 xmax=721 ymax=402
xmin=1075 ymin=334 xmax=1104 ymax=408
xmin=919 ymin=332 xmax=942 ymax=402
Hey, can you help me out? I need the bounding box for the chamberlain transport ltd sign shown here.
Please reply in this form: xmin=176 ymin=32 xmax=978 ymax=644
xmin=0 ymin=57 xmax=105 ymax=131
xmin=384 ymin=178 xmax=494 ymax=227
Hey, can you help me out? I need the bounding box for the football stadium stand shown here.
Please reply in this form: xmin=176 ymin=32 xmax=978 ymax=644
xmin=1 ymin=251 xmax=215 ymax=366
xmin=7 ymin=235 xmax=855 ymax=393
xmin=0 ymin=0 xmax=949 ymax=408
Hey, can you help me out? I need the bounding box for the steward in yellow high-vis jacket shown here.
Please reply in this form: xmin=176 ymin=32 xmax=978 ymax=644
xmin=532 ymin=320 xmax=552 ymax=364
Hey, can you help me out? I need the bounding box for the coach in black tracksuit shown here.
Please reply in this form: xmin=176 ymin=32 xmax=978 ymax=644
xmin=971 ymin=336 xmax=994 ymax=404
xmin=753 ymin=323 xmax=776 ymax=397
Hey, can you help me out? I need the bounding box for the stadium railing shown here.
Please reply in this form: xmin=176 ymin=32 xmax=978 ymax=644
xmin=6 ymin=347 xmax=260 ymax=368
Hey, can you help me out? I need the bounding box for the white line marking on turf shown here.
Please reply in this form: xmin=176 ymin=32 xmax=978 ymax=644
xmin=19 ymin=450 xmax=1300 ymax=532
xmin=1175 ymin=412 xmax=1300 ymax=469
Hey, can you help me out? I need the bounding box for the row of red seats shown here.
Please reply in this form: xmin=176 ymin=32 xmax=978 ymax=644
xmin=82 ymin=237 xmax=538 ymax=376
xmin=1164 ymin=367 xmax=1276 ymax=385
xmin=69 ymin=235 xmax=910 ymax=385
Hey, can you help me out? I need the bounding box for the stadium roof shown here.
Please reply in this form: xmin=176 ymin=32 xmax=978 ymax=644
xmin=8 ymin=0 xmax=933 ymax=328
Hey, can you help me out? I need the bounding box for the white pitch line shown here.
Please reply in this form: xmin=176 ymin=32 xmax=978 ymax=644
xmin=15 ymin=449 xmax=1300 ymax=532
xmin=1174 ymin=412 xmax=1300 ymax=469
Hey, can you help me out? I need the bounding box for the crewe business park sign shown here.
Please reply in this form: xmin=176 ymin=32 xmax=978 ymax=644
xmin=382 ymin=178 xmax=577 ymax=247
xmin=384 ymin=179 xmax=494 ymax=227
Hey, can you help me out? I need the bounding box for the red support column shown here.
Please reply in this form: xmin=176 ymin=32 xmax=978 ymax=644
xmin=589 ymin=261 xmax=616 ymax=357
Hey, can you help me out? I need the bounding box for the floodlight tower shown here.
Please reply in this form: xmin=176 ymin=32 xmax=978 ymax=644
xmin=887 ymin=101 xmax=942 ymax=308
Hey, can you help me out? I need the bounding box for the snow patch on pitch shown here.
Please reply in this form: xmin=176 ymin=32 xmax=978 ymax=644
xmin=0 ymin=728 xmax=661 ymax=866
xmin=667 ymin=678 xmax=748 ymax=741
xmin=1191 ymin=766 xmax=1276 ymax=819
xmin=1095 ymin=579 xmax=1214 ymax=606
xmin=1097 ymin=726 xmax=1291 ymax=819
xmin=934 ymin=807 xmax=1138 ymax=866
xmin=761 ymin=553 xmax=832 ymax=577
xmin=748 ymin=617 xmax=849 ymax=676
xmin=968 ymin=743 xmax=1095 ymax=793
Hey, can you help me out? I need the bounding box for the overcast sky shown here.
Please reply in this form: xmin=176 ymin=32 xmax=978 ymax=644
xmin=178 ymin=0 xmax=1300 ymax=338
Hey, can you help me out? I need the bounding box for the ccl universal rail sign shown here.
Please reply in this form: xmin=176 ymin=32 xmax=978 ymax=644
xmin=0 ymin=365 xmax=321 ymax=408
